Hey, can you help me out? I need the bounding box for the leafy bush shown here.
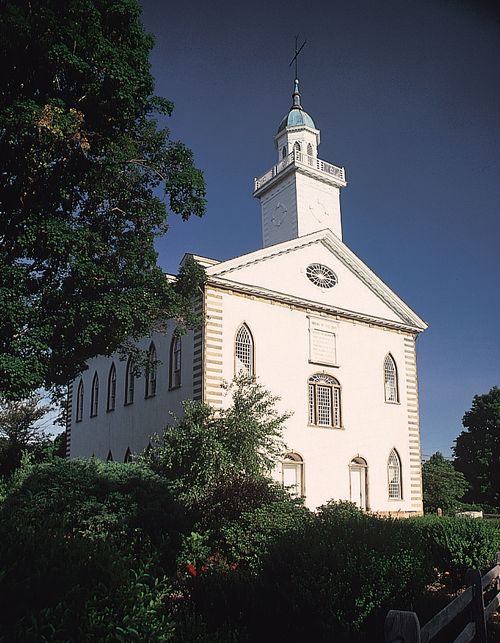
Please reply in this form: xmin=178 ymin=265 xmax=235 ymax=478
xmin=413 ymin=515 xmax=500 ymax=579
xmin=0 ymin=458 xmax=185 ymax=641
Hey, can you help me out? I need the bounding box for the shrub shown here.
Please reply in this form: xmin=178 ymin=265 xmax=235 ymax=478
xmin=0 ymin=458 xmax=185 ymax=640
xmin=414 ymin=515 xmax=500 ymax=579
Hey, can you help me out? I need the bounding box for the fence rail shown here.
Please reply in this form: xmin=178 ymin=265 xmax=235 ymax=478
xmin=385 ymin=552 xmax=500 ymax=643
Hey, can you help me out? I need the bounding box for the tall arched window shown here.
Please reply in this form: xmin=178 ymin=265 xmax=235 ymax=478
xmin=384 ymin=354 xmax=399 ymax=402
xmin=124 ymin=447 xmax=132 ymax=463
xmin=90 ymin=372 xmax=99 ymax=417
xmin=235 ymin=323 xmax=254 ymax=377
xmin=125 ymin=357 xmax=135 ymax=405
xmin=308 ymin=374 xmax=341 ymax=428
xmin=388 ymin=449 xmax=402 ymax=500
xmin=145 ymin=342 xmax=157 ymax=398
xmin=282 ymin=453 xmax=304 ymax=498
xmin=307 ymin=142 xmax=313 ymax=156
xmin=107 ymin=363 xmax=116 ymax=411
xmin=76 ymin=380 xmax=84 ymax=422
xmin=106 ymin=450 xmax=113 ymax=462
xmin=169 ymin=336 xmax=182 ymax=389
xmin=293 ymin=141 xmax=301 ymax=154
xmin=281 ymin=146 xmax=287 ymax=159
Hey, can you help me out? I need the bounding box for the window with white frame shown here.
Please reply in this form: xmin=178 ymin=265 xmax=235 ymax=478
xmin=282 ymin=453 xmax=304 ymax=497
xmin=388 ymin=449 xmax=402 ymax=499
xmin=125 ymin=357 xmax=135 ymax=405
xmin=308 ymin=374 xmax=341 ymax=427
xmin=107 ymin=363 xmax=116 ymax=411
xmin=235 ymin=324 xmax=254 ymax=376
xmin=384 ymin=354 xmax=399 ymax=403
xmin=170 ymin=336 xmax=182 ymax=389
xmin=145 ymin=342 xmax=157 ymax=398
xmin=76 ymin=380 xmax=84 ymax=422
xmin=90 ymin=372 xmax=99 ymax=417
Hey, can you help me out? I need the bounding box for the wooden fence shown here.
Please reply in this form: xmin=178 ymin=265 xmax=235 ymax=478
xmin=384 ymin=552 xmax=500 ymax=643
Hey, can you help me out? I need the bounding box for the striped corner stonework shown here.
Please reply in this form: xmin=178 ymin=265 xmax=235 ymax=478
xmin=65 ymin=381 xmax=73 ymax=458
xmin=192 ymin=294 xmax=204 ymax=401
xmin=404 ymin=334 xmax=423 ymax=513
xmin=203 ymin=286 xmax=224 ymax=408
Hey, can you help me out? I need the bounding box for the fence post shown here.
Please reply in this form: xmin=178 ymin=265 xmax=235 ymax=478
xmin=465 ymin=569 xmax=487 ymax=643
xmin=384 ymin=610 xmax=421 ymax=643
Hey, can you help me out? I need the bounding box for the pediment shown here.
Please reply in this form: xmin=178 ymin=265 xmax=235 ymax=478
xmin=205 ymin=230 xmax=427 ymax=331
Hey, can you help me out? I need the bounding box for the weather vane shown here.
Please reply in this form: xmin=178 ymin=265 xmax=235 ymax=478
xmin=289 ymin=35 xmax=307 ymax=80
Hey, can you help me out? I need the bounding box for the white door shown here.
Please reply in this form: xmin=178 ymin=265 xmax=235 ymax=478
xmin=350 ymin=465 xmax=366 ymax=510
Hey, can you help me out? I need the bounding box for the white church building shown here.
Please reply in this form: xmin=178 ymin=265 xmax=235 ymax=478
xmin=68 ymin=78 xmax=427 ymax=514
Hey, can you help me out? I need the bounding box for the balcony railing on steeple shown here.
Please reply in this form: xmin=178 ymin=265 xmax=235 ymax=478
xmin=254 ymin=150 xmax=346 ymax=192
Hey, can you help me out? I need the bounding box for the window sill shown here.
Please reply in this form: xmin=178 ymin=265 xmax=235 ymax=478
xmin=168 ymin=385 xmax=181 ymax=391
xmin=90 ymin=413 xmax=97 ymax=418
xmin=307 ymin=424 xmax=345 ymax=431
xmin=388 ymin=497 xmax=403 ymax=502
xmin=144 ymin=394 xmax=156 ymax=400
xmin=75 ymin=419 xmax=82 ymax=423
xmin=124 ymin=401 xmax=134 ymax=407
xmin=106 ymin=408 xmax=115 ymax=413
xmin=384 ymin=400 xmax=400 ymax=405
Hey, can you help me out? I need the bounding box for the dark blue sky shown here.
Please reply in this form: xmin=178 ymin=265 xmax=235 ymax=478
xmin=140 ymin=0 xmax=500 ymax=457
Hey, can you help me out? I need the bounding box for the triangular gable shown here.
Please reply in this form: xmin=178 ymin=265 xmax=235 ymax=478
xmin=205 ymin=230 xmax=427 ymax=331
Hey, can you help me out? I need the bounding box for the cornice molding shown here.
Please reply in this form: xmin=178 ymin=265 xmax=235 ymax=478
xmin=205 ymin=276 xmax=422 ymax=334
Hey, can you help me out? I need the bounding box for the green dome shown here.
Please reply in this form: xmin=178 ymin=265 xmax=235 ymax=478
xmin=277 ymin=107 xmax=316 ymax=133
xmin=277 ymin=78 xmax=316 ymax=133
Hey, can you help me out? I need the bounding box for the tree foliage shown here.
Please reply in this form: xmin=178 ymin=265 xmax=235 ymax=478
xmin=0 ymin=394 xmax=55 ymax=477
xmin=421 ymin=452 xmax=469 ymax=514
xmin=140 ymin=376 xmax=289 ymax=505
xmin=0 ymin=0 xmax=206 ymax=399
xmin=453 ymin=386 xmax=500 ymax=510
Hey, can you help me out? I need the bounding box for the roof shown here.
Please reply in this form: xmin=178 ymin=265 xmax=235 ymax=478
xmin=277 ymin=78 xmax=316 ymax=133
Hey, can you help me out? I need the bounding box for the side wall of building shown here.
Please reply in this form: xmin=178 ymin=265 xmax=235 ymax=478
xmin=68 ymin=325 xmax=195 ymax=462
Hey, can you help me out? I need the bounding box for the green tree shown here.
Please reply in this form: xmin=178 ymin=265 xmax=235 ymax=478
xmin=141 ymin=376 xmax=290 ymax=505
xmin=0 ymin=395 xmax=54 ymax=477
xmin=422 ymin=452 xmax=469 ymax=514
xmin=0 ymin=0 xmax=206 ymax=400
xmin=453 ymin=386 xmax=500 ymax=510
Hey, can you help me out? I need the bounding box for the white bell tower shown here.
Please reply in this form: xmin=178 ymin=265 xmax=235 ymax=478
xmin=254 ymin=78 xmax=347 ymax=248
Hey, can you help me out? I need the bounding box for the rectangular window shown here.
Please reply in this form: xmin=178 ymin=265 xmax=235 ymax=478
xmin=316 ymin=385 xmax=332 ymax=426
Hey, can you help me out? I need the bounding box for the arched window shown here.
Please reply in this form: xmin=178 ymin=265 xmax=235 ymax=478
xmin=169 ymin=336 xmax=182 ymax=389
xmin=145 ymin=342 xmax=157 ymax=398
xmin=388 ymin=449 xmax=402 ymax=500
xmin=307 ymin=143 xmax=313 ymax=156
xmin=293 ymin=141 xmax=301 ymax=154
xmin=235 ymin=323 xmax=254 ymax=377
xmin=349 ymin=457 xmax=368 ymax=510
xmin=281 ymin=146 xmax=287 ymax=159
xmin=125 ymin=357 xmax=135 ymax=405
xmin=384 ymin=354 xmax=399 ymax=403
xmin=90 ymin=372 xmax=99 ymax=417
xmin=106 ymin=450 xmax=113 ymax=462
xmin=76 ymin=380 xmax=84 ymax=422
xmin=124 ymin=447 xmax=132 ymax=463
xmin=308 ymin=374 xmax=341 ymax=428
xmin=107 ymin=363 xmax=116 ymax=411
xmin=282 ymin=453 xmax=304 ymax=497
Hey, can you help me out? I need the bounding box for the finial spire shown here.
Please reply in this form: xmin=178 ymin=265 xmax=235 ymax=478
xmin=289 ymin=35 xmax=307 ymax=83
xmin=292 ymin=78 xmax=301 ymax=108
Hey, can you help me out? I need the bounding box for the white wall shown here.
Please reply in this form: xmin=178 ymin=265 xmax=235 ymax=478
xmin=69 ymin=325 xmax=195 ymax=462
xmin=217 ymin=289 xmax=420 ymax=512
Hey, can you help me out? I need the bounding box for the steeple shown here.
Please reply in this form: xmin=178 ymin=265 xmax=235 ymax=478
xmin=254 ymin=76 xmax=347 ymax=248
